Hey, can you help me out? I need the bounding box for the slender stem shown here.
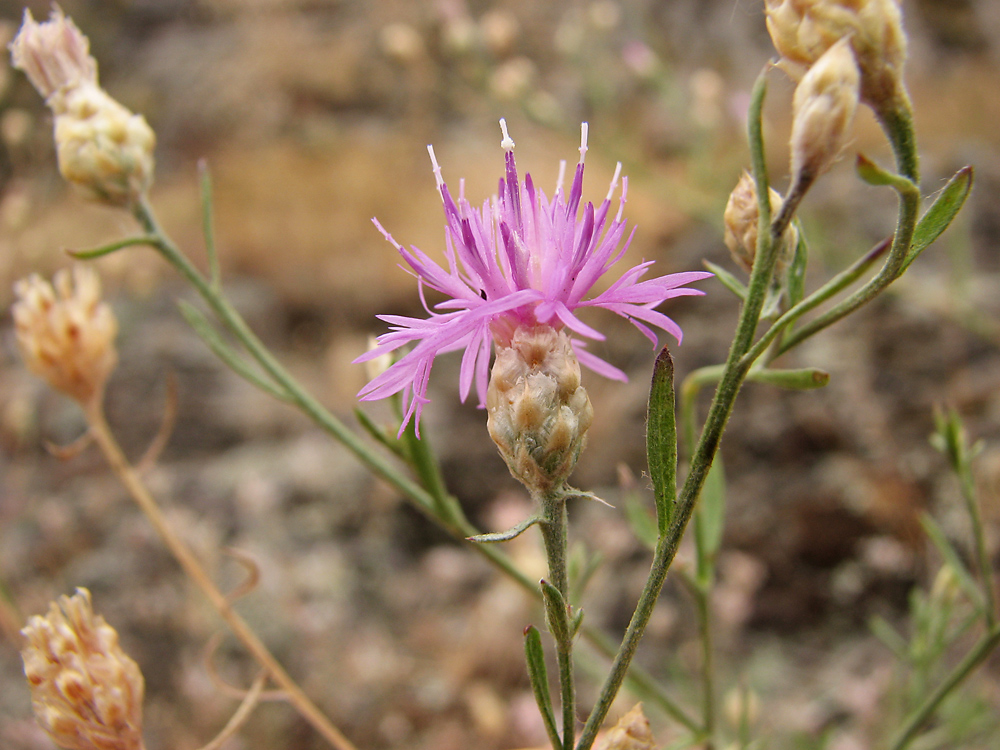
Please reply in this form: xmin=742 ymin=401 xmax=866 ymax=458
xmin=693 ymin=584 xmax=715 ymax=744
xmin=957 ymin=457 xmax=997 ymax=628
xmin=84 ymin=402 xmax=358 ymax=750
xmin=577 ymin=71 xmax=777 ymax=750
xmin=887 ymin=625 xmax=1000 ymax=750
xmin=539 ymin=493 xmax=575 ymax=750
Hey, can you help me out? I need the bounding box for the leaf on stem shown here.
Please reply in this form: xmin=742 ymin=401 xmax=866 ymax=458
xmin=870 ymin=614 xmax=909 ymax=660
xmin=694 ymin=457 xmax=726 ymax=587
xmin=785 ymin=224 xmax=808 ymax=309
xmin=856 ymin=153 xmax=919 ymax=196
xmin=646 ymin=346 xmax=678 ymax=536
xmin=920 ymin=513 xmax=985 ymax=613
xmin=703 ymin=260 xmax=747 ymax=301
xmin=67 ymin=235 xmax=158 ymax=259
xmin=524 ymin=625 xmax=562 ymax=750
xmin=467 ymin=515 xmax=541 ymax=543
xmin=178 ymin=300 xmax=293 ymax=402
xmin=901 ymin=166 xmax=974 ymax=274
xmin=540 ymin=579 xmax=571 ymax=646
xmin=354 ymin=408 xmax=406 ymax=458
xmin=747 ymin=367 xmax=830 ymax=390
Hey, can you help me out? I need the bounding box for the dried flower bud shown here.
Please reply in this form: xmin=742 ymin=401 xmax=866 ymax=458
xmin=723 ymin=171 xmax=799 ymax=275
xmin=21 ymin=589 xmax=145 ymax=750
xmin=487 ymin=326 xmax=593 ymax=494
xmin=13 ymin=266 xmax=118 ymax=406
xmin=9 ymin=8 xmax=155 ymax=205
xmin=790 ymin=38 xmax=860 ymax=189
xmin=765 ymin=0 xmax=907 ymax=109
xmin=597 ymin=704 xmax=656 ymax=750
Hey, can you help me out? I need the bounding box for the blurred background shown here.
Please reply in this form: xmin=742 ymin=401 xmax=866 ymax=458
xmin=1 ymin=0 xmax=1000 ymax=748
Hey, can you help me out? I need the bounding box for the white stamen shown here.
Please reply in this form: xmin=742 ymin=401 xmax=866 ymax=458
xmin=579 ymin=122 xmax=589 ymax=164
xmin=556 ymin=159 xmax=567 ymax=194
xmin=499 ymin=117 xmax=515 ymax=152
xmin=459 ymin=177 xmax=466 ymax=203
xmin=427 ymin=145 xmax=444 ymax=191
xmin=605 ymin=162 xmax=622 ymax=202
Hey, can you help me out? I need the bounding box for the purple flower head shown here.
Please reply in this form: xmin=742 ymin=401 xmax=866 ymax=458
xmin=356 ymin=119 xmax=712 ymax=434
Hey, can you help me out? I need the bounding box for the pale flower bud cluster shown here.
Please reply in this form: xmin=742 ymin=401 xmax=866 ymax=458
xmin=21 ymin=589 xmax=146 ymax=750
xmin=487 ymin=326 xmax=594 ymax=494
xmin=789 ymin=37 xmax=860 ymax=188
xmin=765 ymin=0 xmax=907 ymax=109
xmin=723 ymin=171 xmax=799 ymax=275
xmin=9 ymin=9 xmax=155 ymax=205
xmin=13 ymin=266 xmax=119 ymax=406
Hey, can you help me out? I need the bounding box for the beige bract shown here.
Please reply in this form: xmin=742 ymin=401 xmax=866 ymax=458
xmin=765 ymin=0 xmax=906 ymax=109
xmin=13 ymin=267 xmax=119 ymax=406
xmin=9 ymin=8 xmax=155 ymax=205
xmin=21 ymin=589 xmax=145 ymax=750
xmin=723 ymin=171 xmax=798 ymax=275
xmin=596 ymin=703 xmax=656 ymax=750
xmin=487 ymin=326 xmax=593 ymax=494
xmin=790 ymin=38 xmax=860 ymax=187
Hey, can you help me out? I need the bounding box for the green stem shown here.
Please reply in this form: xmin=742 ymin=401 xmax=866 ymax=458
xmin=887 ymin=625 xmax=1000 ymax=750
xmin=576 ymin=69 xmax=777 ymax=750
xmin=539 ymin=492 xmax=575 ymax=750
xmin=958 ymin=457 xmax=996 ymax=628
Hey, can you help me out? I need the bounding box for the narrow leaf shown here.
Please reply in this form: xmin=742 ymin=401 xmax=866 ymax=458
xmin=178 ymin=300 xmax=292 ymax=402
xmin=920 ymin=513 xmax=985 ymax=612
xmin=540 ymin=579 xmax=571 ymax=646
xmin=646 ymin=346 xmax=677 ymax=536
xmin=694 ymin=456 xmax=726 ymax=585
xmin=624 ymin=491 xmax=658 ymax=551
xmin=856 ymin=153 xmax=919 ymax=196
xmin=785 ymin=224 xmax=808 ymax=308
xmin=467 ymin=515 xmax=541 ymax=543
xmin=748 ymin=367 xmax=830 ymax=390
xmin=354 ymin=408 xmax=406 ymax=459
xmin=703 ymin=260 xmax=747 ymax=301
xmin=524 ymin=626 xmax=561 ymax=750
xmin=870 ymin=614 xmax=909 ymax=660
xmin=67 ymin=235 xmax=158 ymax=259
xmin=902 ymin=166 xmax=973 ymax=273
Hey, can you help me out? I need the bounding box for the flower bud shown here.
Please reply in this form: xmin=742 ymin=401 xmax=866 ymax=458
xmin=598 ymin=703 xmax=656 ymax=750
xmin=10 ymin=8 xmax=155 ymax=205
xmin=765 ymin=0 xmax=907 ymax=109
xmin=22 ymin=589 xmax=145 ymax=750
xmin=487 ymin=326 xmax=593 ymax=494
xmin=723 ymin=171 xmax=799 ymax=275
xmin=789 ymin=38 xmax=860 ymax=188
xmin=13 ymin=266 xmax=119 ymax=407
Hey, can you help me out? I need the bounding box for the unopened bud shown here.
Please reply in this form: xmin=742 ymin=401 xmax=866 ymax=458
xmin=597 ymin=703 xmax=656 ymax=750
xmin=22 ymin=589 xmax=145 ymax=750
xmin=723 ymin=172 xmax=798 ymax=274
xmin=13 ymin=266 xmax=118 ymax=407
xmin=790 ymin=38 xmax=860 ymax=189
xmin=765 ymin=0 xmax=907 ymax=109
xmin=487 ymin=326 xmax=593 ymax=494
xmin=10 ymin=8 xmax=155 ymax=205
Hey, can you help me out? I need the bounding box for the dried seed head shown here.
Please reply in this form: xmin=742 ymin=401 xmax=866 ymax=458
xmin=722 ymin=172 xmax=799 ymax=275
xmin=9 ymin=8 xmax=155 ymax=205
xmin=790 ymin=38 xmax=860 ymax=189
xmin=13 ymin=266 xmax=118 ymax=407
xmin=487 ymin=326 xmax=593 ymax=494
xmin=597 ymin=703 xmax=656 ymax=750
xmin=764 ymin=0 xmax=907 ymax=109
xmin=21 ymin=589 xmax=145 ymax=750
xmin=8 ymin=8 xmax=96 ymax=104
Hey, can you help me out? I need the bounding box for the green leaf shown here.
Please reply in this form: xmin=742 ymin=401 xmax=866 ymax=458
xmin=856 ymin=153 xmax=919 ymax=196
xmin=901 ymin=166 xmax=973 ymax=273
xmin=870 ymin=614 xmax=908 ymax=659
xmin=178 ymin=300 xmax=292 ymax=402
xmin=624 ymin=490 xmax=658 ymax=551
xmin=524 ymin=626 xmax=561 ymax=750
xmin=703 ymin=260 xmax=747 ymax=301
xmin=540 ymin=579 xmax=571 ymax=646
xmin=646 ymin=346 xmax=678 ymax=536
xmin=748 ymin=367 xmax=830 ymax=390
xmin=67 ymin=235 xmax=158 ymax=259
xmin=354 ymin=408 xmax=406 ymax=458
xmin=920 ymin=513 xmax=985 ymax=612
xmin=785 ymin=224 xmax=808 ymax=308
xmin=467 ymin=515 xmax=541 ymax=543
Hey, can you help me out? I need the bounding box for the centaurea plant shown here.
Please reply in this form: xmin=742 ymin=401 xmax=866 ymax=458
xmin=5 ymin=3 xmax=993 ymax=750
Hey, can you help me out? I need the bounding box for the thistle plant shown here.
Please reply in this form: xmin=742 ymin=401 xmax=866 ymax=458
xmin=3 ymin=3 xmax=992 ymax=750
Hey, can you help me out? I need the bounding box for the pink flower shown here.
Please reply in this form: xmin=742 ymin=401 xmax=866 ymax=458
xmin=357 ymin=120 xmax=711 ymax=433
